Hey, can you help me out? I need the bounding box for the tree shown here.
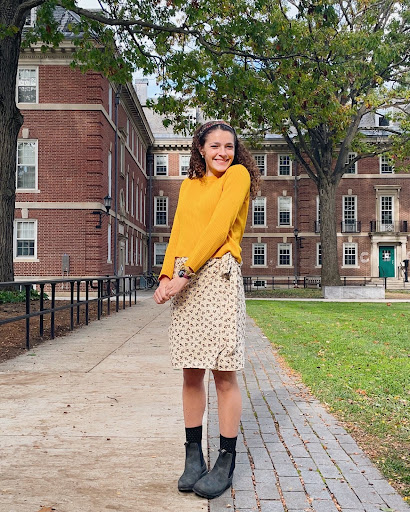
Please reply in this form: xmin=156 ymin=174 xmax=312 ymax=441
xmin=1 ymin=0 xmax=409 ymax=284
xmin=150 ymin=0 xmax=410 ymax=285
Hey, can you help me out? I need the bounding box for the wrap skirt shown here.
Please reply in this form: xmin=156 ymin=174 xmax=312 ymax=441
xmin=168 ymin=252 xmax=246 ymax=370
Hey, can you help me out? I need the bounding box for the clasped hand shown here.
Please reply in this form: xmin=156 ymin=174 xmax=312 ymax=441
xmin=153 ymin=276 xmax=189 ymax=304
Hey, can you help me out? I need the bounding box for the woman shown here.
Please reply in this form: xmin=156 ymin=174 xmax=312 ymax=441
xmin=153 ymin=120 xmax=260 ymax=499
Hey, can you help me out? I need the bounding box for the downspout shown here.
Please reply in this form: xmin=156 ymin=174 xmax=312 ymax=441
xmin=147 ymin=153 xmax=154 ymax=273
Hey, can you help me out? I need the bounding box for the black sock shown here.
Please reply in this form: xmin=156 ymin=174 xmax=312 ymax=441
xmin=185 ymin=425 xmax=203 ymax=444
xmin=220 ymin=434 xmax=237 ymax=454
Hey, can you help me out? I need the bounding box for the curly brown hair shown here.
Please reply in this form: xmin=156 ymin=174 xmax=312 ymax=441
xmin=188 ymin=121 xmax=260 ymax=199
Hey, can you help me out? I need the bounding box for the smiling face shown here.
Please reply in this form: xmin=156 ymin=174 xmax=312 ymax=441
xmin=200 ymin=128 xmax=235 ymax=176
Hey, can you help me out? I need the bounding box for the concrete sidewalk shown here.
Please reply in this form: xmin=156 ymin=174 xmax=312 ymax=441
xmin=0 ymin=294 xmax=408 ymax=512
xmin=0 ymin=294 xmax=206 ymax=512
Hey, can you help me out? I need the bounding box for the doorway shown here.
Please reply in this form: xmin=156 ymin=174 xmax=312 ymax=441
xmin=379 ymin=246 xmax=395 ymax=277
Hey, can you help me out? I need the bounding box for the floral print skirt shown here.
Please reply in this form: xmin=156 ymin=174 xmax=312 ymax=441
xmin=169 ymin=252 xmax=246 ymax=371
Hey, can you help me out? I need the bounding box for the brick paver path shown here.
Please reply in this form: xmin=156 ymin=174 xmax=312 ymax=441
xmin=208 ymin=318 xmax=409 ymax=512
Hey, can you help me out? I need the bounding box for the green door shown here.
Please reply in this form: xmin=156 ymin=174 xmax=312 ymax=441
xmin=379 ymin=246 xmax=395 ymax=277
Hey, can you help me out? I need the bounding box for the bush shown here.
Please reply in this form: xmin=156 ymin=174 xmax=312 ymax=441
xmin=0 ymin=289 xmax=47 ymax=304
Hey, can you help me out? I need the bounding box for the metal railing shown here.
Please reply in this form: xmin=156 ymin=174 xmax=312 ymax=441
xmin=0 ymin=275 xmax=143 ymax=350
xmin=243 ymin=275 xmax=408 ymax=292
xmin=341 ymin=220 xmax=361 ymax=233
xmin=370 ymin=220 xmax=408 ymax=233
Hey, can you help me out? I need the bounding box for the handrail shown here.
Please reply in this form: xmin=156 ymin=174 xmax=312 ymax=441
xmin=0 ymin=275 xmax=143 ymax=350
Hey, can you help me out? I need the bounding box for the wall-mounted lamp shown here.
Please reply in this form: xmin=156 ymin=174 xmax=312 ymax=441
xmin=92 ymin=195 xmax=112 ymax=229
xmin=294 ymin=227 xmax=304 ymax=248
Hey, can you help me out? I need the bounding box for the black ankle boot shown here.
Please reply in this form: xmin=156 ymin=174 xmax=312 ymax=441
xmin=178 ymin=442 xmax=208 ymax=492
xmin=193 ymin=449 xmax=235 ymax=499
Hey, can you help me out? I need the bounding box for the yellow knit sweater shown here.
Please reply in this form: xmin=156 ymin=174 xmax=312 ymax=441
xmin=160 ymin=164 xmax=251 ymax=279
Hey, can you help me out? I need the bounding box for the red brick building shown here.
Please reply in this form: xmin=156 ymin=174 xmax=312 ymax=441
xmin=145 ymin=101 xmax=409 ymax=287
xmin=15 ymin=8 xmax=152 ymax=281
xmin=15 ymin=10 xmax=409 ymax=286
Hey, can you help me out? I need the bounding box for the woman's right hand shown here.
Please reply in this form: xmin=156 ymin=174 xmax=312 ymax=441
xmin=154 ymin=276 xmax=171 ymax=304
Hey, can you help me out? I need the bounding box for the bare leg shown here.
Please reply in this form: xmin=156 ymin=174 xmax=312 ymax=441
xmin=183 ymin=368 xmax=206 ymax=427
xmin=212 ymin=370 xmax=242 ymax=437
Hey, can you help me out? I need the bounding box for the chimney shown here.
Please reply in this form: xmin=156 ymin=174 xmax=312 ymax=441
xmin=134 ymin=79 xmax=149 ymax=105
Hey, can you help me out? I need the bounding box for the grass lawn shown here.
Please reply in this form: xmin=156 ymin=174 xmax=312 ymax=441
xmin=246 ymin=300 xmax=410 ymax=498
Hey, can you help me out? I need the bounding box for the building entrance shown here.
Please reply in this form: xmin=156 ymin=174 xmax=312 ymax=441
xmin=379 ymin=246 xmax=395 ymax=277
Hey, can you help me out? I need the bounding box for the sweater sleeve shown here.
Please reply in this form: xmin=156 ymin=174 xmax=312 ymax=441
xmin=159 ymin=181 xmax=185 ymax=279
xmin=185 ymin=165 xmax=250 ymax=273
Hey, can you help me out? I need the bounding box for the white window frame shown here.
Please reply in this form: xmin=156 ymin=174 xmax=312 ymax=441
xmin=143 ymin=191 xmax=146 ymax=225
xmin=16 ymin=67 xmax=38 ymax=104
xmin=343 ymin=243 xmax=358 ymax=267
xmin=24 ymin=7 xmax=37 ymax=27
xmin=135 ymin=238 xmax=139 ymax=266
xmin=130 ymin=236 xmax=133 ymax=265
xmin=278 ymin=155 xmax=292 ymax=176
xmin=252 ymin=197 xmax=266 ymax=227
xmin=140 ymin=189 xmax=143 ymax=222
xmin=252 ymin=243 xmax=267 ymax=267
xmin=108 ymin=151 xmax=112 ymax=197
xmin=316 ymin=195 xmax=321 ymax=232
xmin=154 ymin=242 xmax=168 ymax=267
xmin=343 ymin=195 xmax=357 ymax=232
xmin=252 ymin=279 xmax=267 ymax=289
xmin=154 ymin=196 xmax=168 ymax=226
xmin=126 ymin=119 xmax=130 ymax=146
xmin=14 ymin=219 xmax=38 ymax=260
xmin=136 ymin=185 xmax=139 ymax=221
xmin=345 ymin=152 xmax=357 ymax=174
xmin=180 ymin=154 xmax=190 ymax=176
xmin=108 ymin=85 xmax=113 ymax=119
xmin=139 ymin=237 xmax=143 ymax=267
xmin=316 ymin=243 xmax=322 ymax=267
xmin=254 ymin=155 xmax=266 ymax=176
xmin=380 ymin=155 xmax=394 ymax=174
xmin=380 ymin=195 xmax=394 ymax=231
xmin=16 ymin=140 xmax=38 ymax=191
xmin=154 ymin=154 xmax=168 ymax=176
xmin=125 ymin=237 xmax=129 ymax=265
xmin=131 ymin=179 xmax=134 ymax=217
xmin=120 ymin=141 xmax=125 ymax=176
xmin=278 ymin=196 xmax=292 ymax=227
xmin=278 ymin=243 xmax=292 ymax=267
xmin=125 ymin=172 xmax=129 ymax=213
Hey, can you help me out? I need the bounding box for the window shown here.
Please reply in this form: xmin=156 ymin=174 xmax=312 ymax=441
xmin=130 ymin=236 xmax=133 ymax=265
xmin=180 ymin=155 xmax=190 ymax=176
xmin=252 ymin=279 xmax=267 ymax=289
xmin=154 ymin=197 xmax=168 ymax=226
xmin=345 ymin=152 xmax=357 ymax=174
xmin=278 ymin=243 xmax=292 ymax=266
xmin=125 ymin=238 xmax=129 ymax=265
xmin=16 ymin=140 xmax=37 ymax=190
xmin=278 ymin=196 xmax=292 ymax=226
xmin=17 ymin=68 xmax=38 ymax=103
xmin=343 ymin=196 xmax=357 ymax=232
xmin=252 ymin=243 xmax=266 ymax=266
xmin=14 ymin=220 xmax=37 ymax=258
xmin=316 ymin=243 xmax=322 ymax=267
xmin=143 ymin=191 xmax=146 ymax=225
xmin=131 ymin=179 xmax=134 ymax=216
xmin=139 ymin=237 xmax=143 ymax=267
xmin=154 ymin=242 xmax=167 ymax=266
xmin=126 ymin=119 xmax=130 ymax=146
xmin=108 ymin=85 xmax=113 ymax=119
xmin=135 ymin=238 xmax=139 ymax=265
xmin=380 ymin=155 xmax=394 ymax=174
xmin=254 ymin=155 xmax=266 ymax=176
xmin=252 ymin=197 xmax=266 ymax=226
xmin=140 ymin=189 xmax=143 ymax=222
xmin=24 ymin=7 xmax=37 ymax=27
xmin=136 ymin=185 xmax=139 ymax=221
xmin=380 ymin=196 xmax=394 ymax=230
xmin=108 ymin=152 xmax=112 ymax=197
xmin=315 ymin=196 xmax=321 ymax=232
xmin=343 ymin=243 xmax=357 ymax=266
xmin=126 ymin=172 xmax=129 ymax=212
xmin=155 ymin=154 xmax=168 ymax=176
xmin=120 ymin=142 xmax=125 ymax=176
xmin=278 ymin=155 xmax=292 ymax=176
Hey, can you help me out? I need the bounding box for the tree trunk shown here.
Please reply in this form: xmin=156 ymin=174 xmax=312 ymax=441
xmin=0 ymin=7 xmax=24 ymax=282
xmin=319 ymin=178 xmax=341 ymax=286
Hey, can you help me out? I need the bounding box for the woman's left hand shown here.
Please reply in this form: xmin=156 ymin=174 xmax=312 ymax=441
xmin=165 ymin=276 xmax=189 ymax=298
